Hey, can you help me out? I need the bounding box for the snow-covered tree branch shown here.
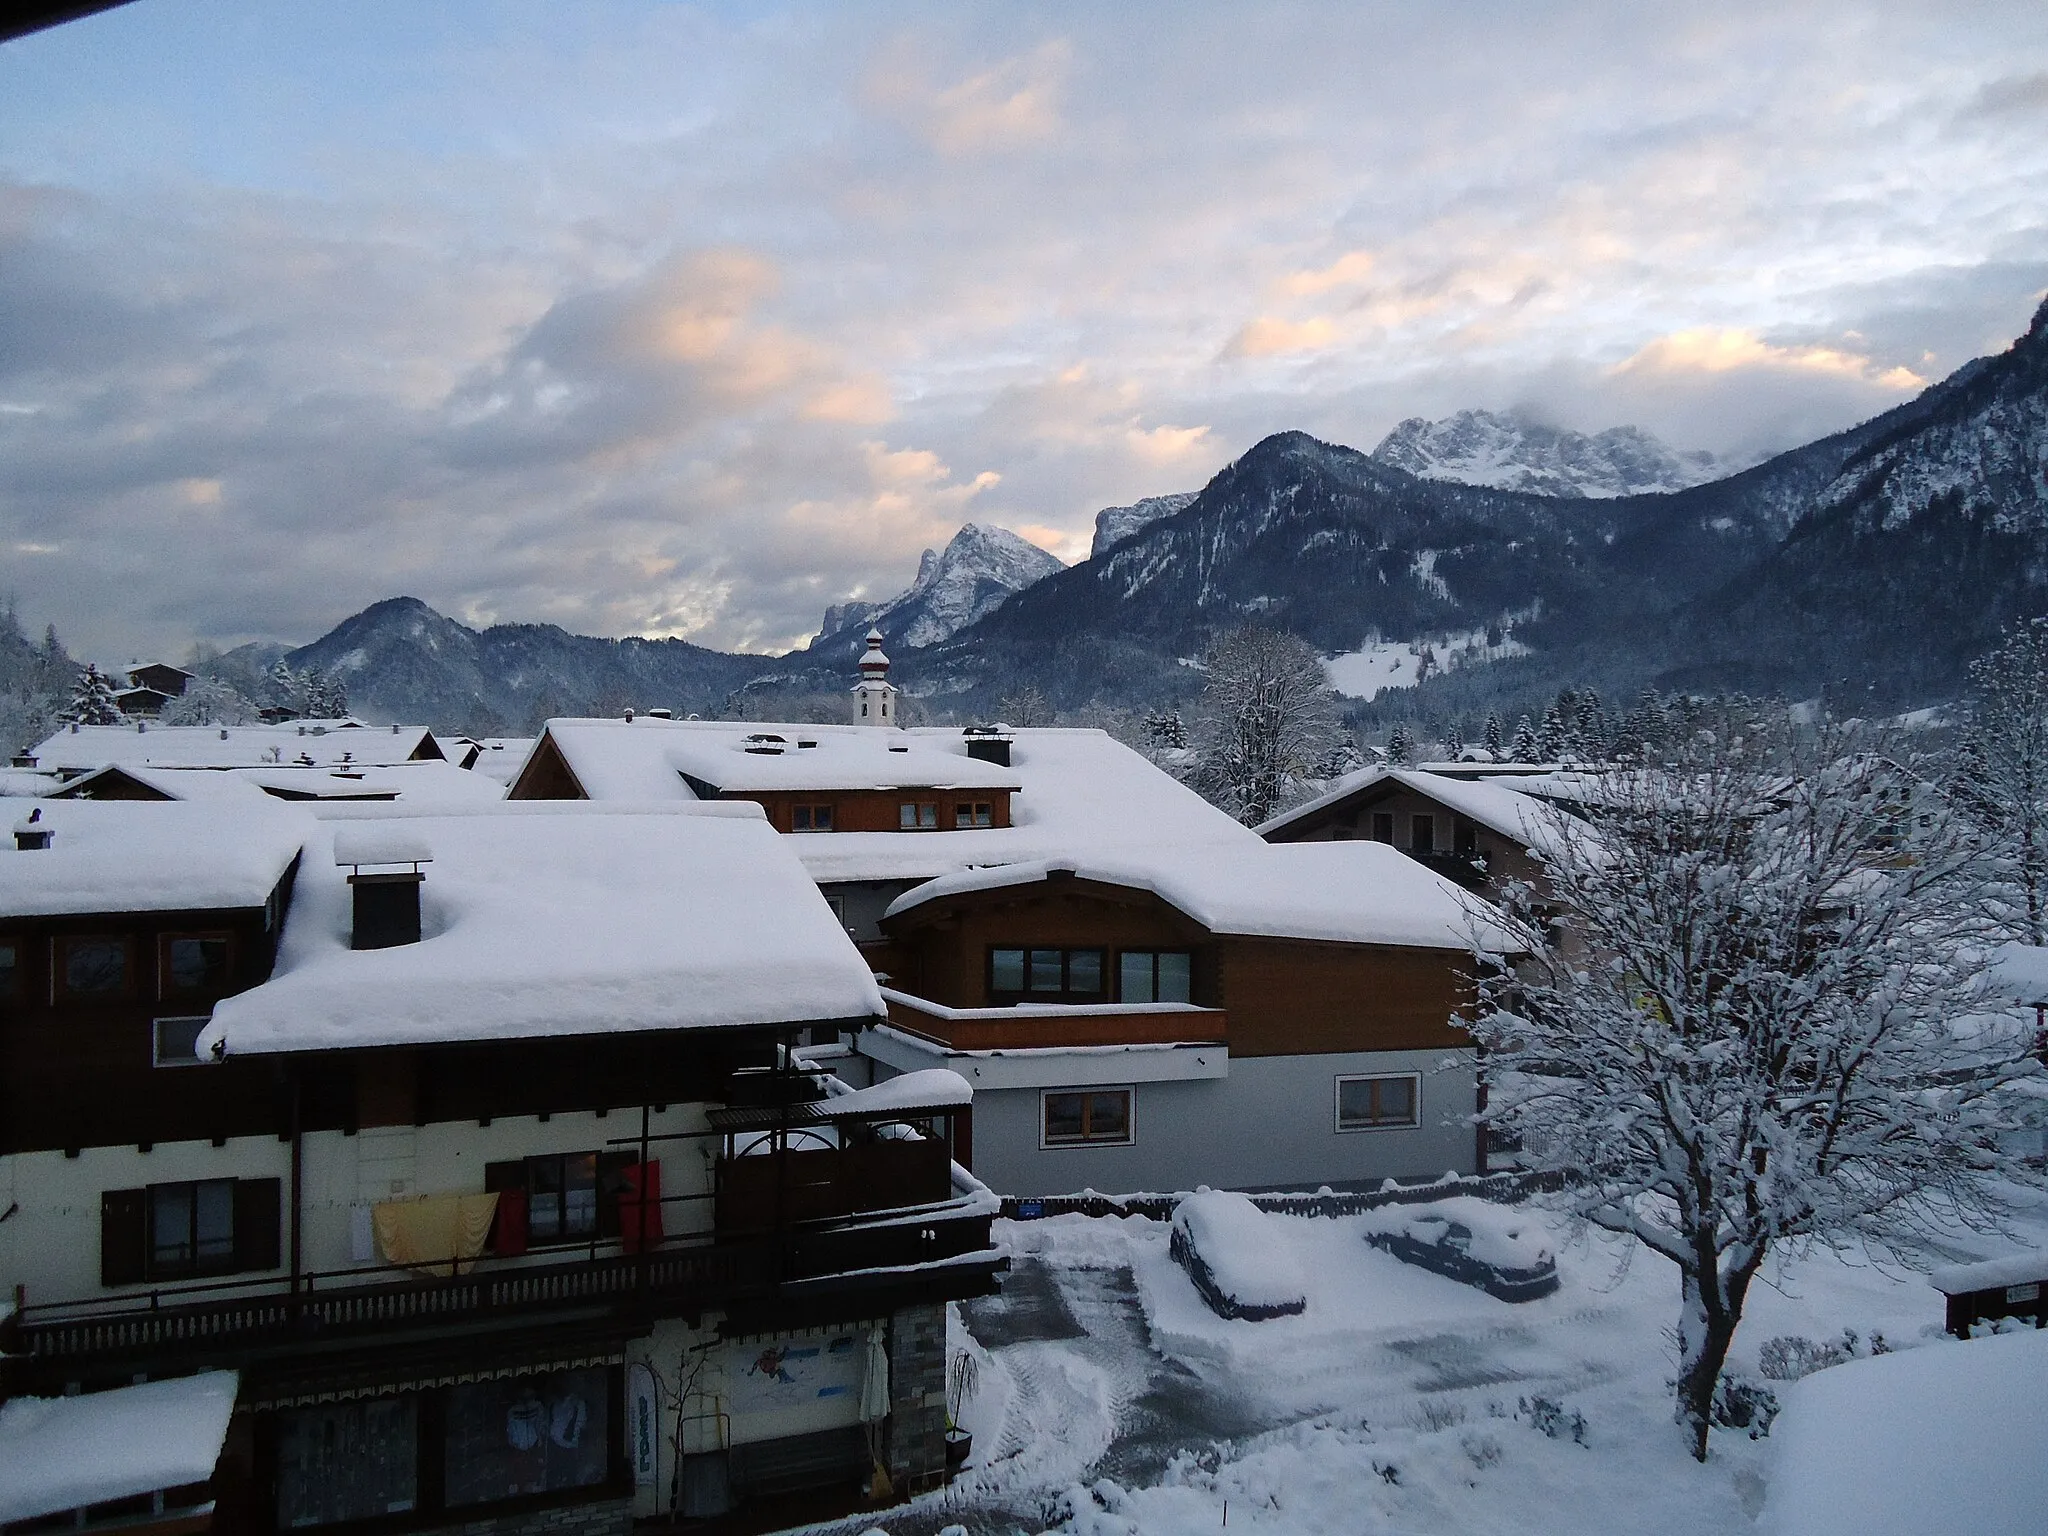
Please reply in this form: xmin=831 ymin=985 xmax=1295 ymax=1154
xmin=1472 ymin=710 xmax=2045 ymax=1460
xmin=1184 ymin=626 xmax=1338 ymax=826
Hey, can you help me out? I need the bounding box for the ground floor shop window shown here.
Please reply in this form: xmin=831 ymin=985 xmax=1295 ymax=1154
xmin=1336 ymin=1073 xmax=1419 ymax=1131
xmin=444 ymin=1368 xmax=611 ymax=1507
xmin=275 ymin=1398 xmax=418 ymax=1528
xmin=1042 ymin=1088 xmax=1132 ymax=1146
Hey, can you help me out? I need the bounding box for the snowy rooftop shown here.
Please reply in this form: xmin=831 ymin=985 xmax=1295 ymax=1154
xmin=1759 ymin=1329 xmax=2048 ymax=1536
xmin=1258 ymin=765 xmax=1569 ymax=858
xmin=533 ymin=722 xmax=1257 ymax=884
xmin=202 ymin=804 xmax=884 ymax=1056
xmin=0 ymin=800 xmax=310 ymax=917
xmin=533 ymin=717 xmax=1021 ymax=797
xmin=0 ymin=1370 xmax=239 ymax=1523
xmin=47 ymin=759 xmax=505 ymax=806
xmin=885 ymin=840 xmax=1519 ymax=952
xmin=30 ymin=720 xmax=444 ymax=773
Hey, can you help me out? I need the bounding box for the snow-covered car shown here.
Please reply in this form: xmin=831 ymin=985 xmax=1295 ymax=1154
xmin=1362 ymin=1197 xmax=1559 ymax=1302
xmin=1170 ymin=1189 xmax=1307 ymax=1321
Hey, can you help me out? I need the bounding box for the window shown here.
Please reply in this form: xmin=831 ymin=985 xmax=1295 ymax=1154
xmin=148 ymin=1179 xmax=238 ymax=1276
xmin=0 ymin=939 xmax=14 ymax=997
xmin=990 ymin=947 xmax=1107 ymax=1003
xmin=1370 ymin=812 xmax=1395 ymax=843
xmin=954 ymin=801 xmax=993 ymax=828
xmin=275 ymin=1397 xmax=419 ymax=1528
xmin=898 ymin=801 xmax=938 ymax=830
xmin=1118 ymin=950 xmax=1192 ymax=1004
xmin=443 ymin=1368 xmax=611 ymax=1507
xmin=791 ymin=803 xmax=835 ymax=832
xmin=153 ymin=1015 xmax=211 ymax=1067
xmin=1409 ymin=814 xmax=1435 ymax=854
xmin=527 ymin=1151 xmax=600 ymax=1242
xmin=161 ymin=932 xmax=231 ymax=995
xmin=1042 ymin=1089 xmax=1132 ymax=1146
xmin=58 ymin=935 xmax=129 ymax=997
xmin=1454 ymin=818 xmax=1477 ymax=855
xmin=1336 ymin=1073 xmax=1419 ymax=1131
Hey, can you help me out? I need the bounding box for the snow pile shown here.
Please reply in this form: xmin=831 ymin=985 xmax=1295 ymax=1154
xmin=1171 ymin=1191 xmax=1307 ymax=1319
xmin=203 ymin=806 xmax=881 ymax=1054
xmin=1760 ymin=1329 xmax=2048 ymax=1536
xmin=887 ymin=839 xmax=1518 ymax=953
xmin=0 ymin=1371 xmax=239 ymax=1522
xmin=0 ymin=799 xmax=309 ymax=916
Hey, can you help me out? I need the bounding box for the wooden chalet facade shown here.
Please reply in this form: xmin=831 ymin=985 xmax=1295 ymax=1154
xmin=853 ymin=845 xmax=1514 ymax=1197
xmin=0 ymin=803 xmax=1000 ymax=1536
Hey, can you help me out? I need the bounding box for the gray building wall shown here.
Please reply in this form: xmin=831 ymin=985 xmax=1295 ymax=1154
xmin=884 ymin=1047 xmax=1477 ymax=1197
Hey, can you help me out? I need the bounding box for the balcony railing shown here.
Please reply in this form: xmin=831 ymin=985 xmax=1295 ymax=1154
xmin=880 ymin=987 xmax=1225 ymax=1051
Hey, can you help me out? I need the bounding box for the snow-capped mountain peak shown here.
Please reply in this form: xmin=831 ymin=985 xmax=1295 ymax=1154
xmin=1091 ymin=492 xmax=1198 ymax=557
xmin=1371 ymin=409 xmax=1722 ymax=498
xmin=817 ymin=523 xmax=1065 ymax=650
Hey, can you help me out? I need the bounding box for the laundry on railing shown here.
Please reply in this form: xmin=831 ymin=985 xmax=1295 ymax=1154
xmin=373 ymin=1192 xmax=499 ymax=1276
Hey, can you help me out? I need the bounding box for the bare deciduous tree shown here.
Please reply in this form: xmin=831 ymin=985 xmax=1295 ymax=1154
xmin=1475 ymin=713 xmax=2043 ymax=1460
xmin=1956 ymin=617 xmax=2048 ymax=946
xmin=1186 ymin=626 xmax=1337 ymax=825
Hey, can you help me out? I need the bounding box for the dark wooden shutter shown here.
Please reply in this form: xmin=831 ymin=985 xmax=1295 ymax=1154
xmin=101 ymin=1188 xmax=147 ymax=1286
xmin=234 ymin=1178 xmax=282 ymax=1271
xmin=596 ymin=1151 xmax=635 ymax=1239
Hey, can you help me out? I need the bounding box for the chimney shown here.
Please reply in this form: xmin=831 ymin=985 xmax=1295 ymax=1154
xmin=647 ymin=708 xmax=673 ymax=720
xmin=963 ymin=724 xmax=1013 ymax=767
xmin=333 ymin=829 xmax=433 ymax=950
xmin=13 ymin=808 xmax=53 ymax=851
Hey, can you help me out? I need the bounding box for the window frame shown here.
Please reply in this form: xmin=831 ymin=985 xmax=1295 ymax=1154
xmin=1409 ymin=813 xmax=1435 ymax=855
xmin=1040 ymin=1087 xmax=1134 ymax=1148
xmin=152 ymin=1014 xmax=214 ymax=1068
xmin=147 ymin=1177 xmax=241 ymax=1279
xmin=1334 ymin=1072 xmax=1421 ymax=1133
xmin=158 ymin=929 xmax=234 ymax=999
xmin=1370 ymin=811 xmax=1395 ymax=843
xmin=898 ymin=800 xmax=939 ymax=831
xmin=953 ymin=801 xmax=993 ymax=829
xmin=1116 ymin=949 xmax=1194 ymax=1005
xmin=524 ymin=1150 xmax=602 ymax=1245
xmin=54 ymin=933 xmax=133 ymax=1001
xmin=988 ymin=946 xmax=1109 ymax=1004
xmin=791 ymin=802 xmax=835 ymax=833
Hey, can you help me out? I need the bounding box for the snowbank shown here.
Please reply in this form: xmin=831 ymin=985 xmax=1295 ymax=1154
xmin=1760 ymin=1329 xmax=2048 ymax=1536
xmin=0 ymin=1371 xmax=239 ymax=1522
xmin=1171 ymin=1191 xmax=1306 ymax=1320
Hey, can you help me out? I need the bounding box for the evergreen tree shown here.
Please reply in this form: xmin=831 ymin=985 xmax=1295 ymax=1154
xmin=303 ymin=668 xmax=349 ymax=718
xmin=1510 ymin=714 xmax=1539 ymax=763
xmin=1386 ymin=722 xmax=1414 ymax=765
xmin=58 ymin=663 xmax=123 ymax=726
xmin=1444 ymin=723 xmax=1465 ymax=760
xmin=1537 ymin=703 xmax=1565 ymax=761
xmin=1576 ymin=688 xmax=1606 ymax=760
xmin=1483 ymin=709 xmax=1505 ymax=759
xmin=1957 ymin=618 xmax=2048 ymax=948
xmin=1143 ymin=709 xmax=1189 ymax=752
xmin=268 ymin=659 xmax=302 ymax=717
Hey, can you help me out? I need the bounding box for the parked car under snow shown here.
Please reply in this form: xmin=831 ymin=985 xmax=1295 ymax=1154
xmin=1170 ymin=1190 xmax=1307 ymax=1321
xmin=1362 ymin=1196 xmax=1559 ymax=1302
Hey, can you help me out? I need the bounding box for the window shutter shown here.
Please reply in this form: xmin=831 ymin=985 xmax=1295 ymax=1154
xmin=596 ymin=1151 xmax=635 ymax=1239
xmin=234 ymin=1178 xmax=282 ymax=1271
xmin=101 ymin=1188 xmax=147 ymax=1286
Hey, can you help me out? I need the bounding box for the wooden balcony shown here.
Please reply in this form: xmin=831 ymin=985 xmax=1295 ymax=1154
xmin=881 ymin=987 xmax=1226 ymax=1051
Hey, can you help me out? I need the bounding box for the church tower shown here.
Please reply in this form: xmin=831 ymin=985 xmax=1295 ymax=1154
xmin=852 ymin=627 xmax=898 ymax=727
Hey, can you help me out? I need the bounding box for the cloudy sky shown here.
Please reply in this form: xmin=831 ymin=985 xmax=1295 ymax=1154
xmin=4 ymin=1 xmax=2046 ymax=662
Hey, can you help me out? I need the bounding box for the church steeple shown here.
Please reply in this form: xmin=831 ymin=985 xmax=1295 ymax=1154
xmin=853 ymin=627 xmax=898 ymax=726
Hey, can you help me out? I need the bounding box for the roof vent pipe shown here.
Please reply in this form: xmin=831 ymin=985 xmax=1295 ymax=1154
xmin=625 ymin=709 xmax=635 ymax=723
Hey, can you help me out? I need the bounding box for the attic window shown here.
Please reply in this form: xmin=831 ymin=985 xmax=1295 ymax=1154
xmin=161 ymin=933 xmax=231 ymax=996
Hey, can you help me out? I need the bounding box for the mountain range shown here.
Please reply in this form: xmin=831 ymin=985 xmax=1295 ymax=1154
xmin=1370 ymin=410 xmax=1725 ymax=497
xmin=231 ymin=294 xmax=2048 ymax=733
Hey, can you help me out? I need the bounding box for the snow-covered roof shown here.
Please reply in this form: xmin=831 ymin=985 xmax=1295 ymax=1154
xmin=0 ymin=800 xmax=310 ymax=917
xmin=885 ymin=840 xmax=1519 ymax=952
xmin=532 ymin=722 xmax=1257 ymax=884
xmin=49 ymin=762 xmax=277 ymax=803
xmin=46 ymin=759 xmax=505 ymax=807
xmin=818 ymin=1067 xmax=972 ymax=1117
xmin=1927 ymin=1250 xmax=2048 ymax=1294
xmin=1258 ymin=766 xmax=1568 ymax=858
xmin=30 ymin=720 xmax=444 ymax=773
xmin=1759 ymin=1328 xmax=2048 ymax=1536
xmin=464 ymin=738 xmax=536 ymax=786
xmin=202 ymin=805 xmax=884 ymax=1056
xmin=533 ymin=717 xmax=1021 ymax=797
xmin=0 ymin=1371 xmax=239 ymax=1523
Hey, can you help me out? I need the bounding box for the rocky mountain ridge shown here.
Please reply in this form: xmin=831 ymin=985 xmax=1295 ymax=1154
xmin=1090 ymin=493 xmax=1198 ymax=556
xmin=1371 ymin=409 xmax=1723 ymax=497
xmin=814 ymin=523 xmax=1064 ymax=652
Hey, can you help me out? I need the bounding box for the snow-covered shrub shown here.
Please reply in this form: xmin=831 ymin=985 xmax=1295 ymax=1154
xmin=1415 ymin=1398 xmax=1467 ymax=1432
xmin=1710 ymin=1375 xmax=1780 ymax=1438
xmin=1517 ymin=1395 xmax=1587 ymax=1445
xmin=1759 ymin=1335 xmax=1851 ymax=1383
